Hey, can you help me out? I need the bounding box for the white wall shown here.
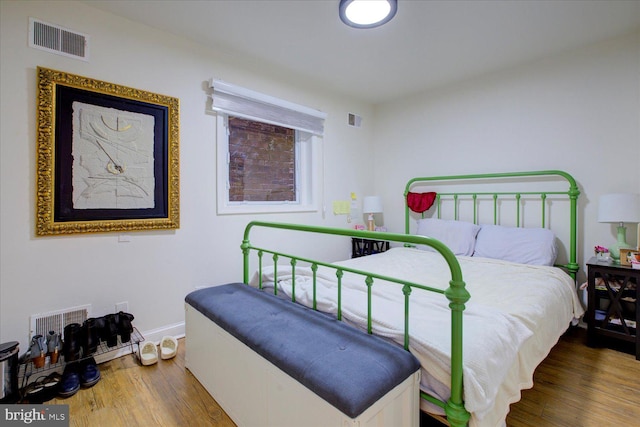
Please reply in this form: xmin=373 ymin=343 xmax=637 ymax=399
xmin=0 ymin=1 xmax=375 ymax=351
xmin=374 ymin=31 xmax=640 ymax=283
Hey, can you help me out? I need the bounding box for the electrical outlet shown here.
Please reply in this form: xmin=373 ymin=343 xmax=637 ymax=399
xmin=115 ymin=301 xmax=129 ymax=313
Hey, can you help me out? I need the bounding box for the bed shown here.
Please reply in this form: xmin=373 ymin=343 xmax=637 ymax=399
xmin=186 ymin=170 xmax=585 ymax=427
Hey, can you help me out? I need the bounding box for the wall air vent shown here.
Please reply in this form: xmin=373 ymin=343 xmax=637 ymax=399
xmin=348 ymin=113 xmax=362 ymax=128
xmin=30 ymin=305 xmax=91 ymax=340
xmin=29 ymin=18 xmax=89 ymax=61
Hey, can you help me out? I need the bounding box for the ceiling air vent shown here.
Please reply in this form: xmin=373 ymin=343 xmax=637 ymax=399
xmin=29 ymin=18 xmax=89 ymax=61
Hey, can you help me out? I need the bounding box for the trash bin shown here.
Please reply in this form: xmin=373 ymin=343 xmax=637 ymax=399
xmin=0 ymin=341 xmax=19 ymax=403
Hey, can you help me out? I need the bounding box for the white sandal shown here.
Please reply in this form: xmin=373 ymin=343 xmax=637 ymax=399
xmin=160 ymin=336 xmax=178 ymax=360
xmin=139 ymin=341 xmax=158 ymax=366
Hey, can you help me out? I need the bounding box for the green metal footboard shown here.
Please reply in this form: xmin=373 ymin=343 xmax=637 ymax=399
xmin=404 ymin=170 xmax=580 ymax=279
xmin=241 ymin=221 xmax=471 ymax=427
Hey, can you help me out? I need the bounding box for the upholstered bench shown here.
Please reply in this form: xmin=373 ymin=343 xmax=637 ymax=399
xmin=185 ymin=283 xmax=421 ymax=427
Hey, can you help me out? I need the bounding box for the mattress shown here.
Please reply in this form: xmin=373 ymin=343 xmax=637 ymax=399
xmin=250 ymin=246 xmax=585 ymax=427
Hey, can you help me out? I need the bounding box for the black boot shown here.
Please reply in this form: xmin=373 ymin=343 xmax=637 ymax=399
xmin=104 ymin=314 xmax=118 ymax=347
xmin=93 ymin=316 xmax=107 ymax=343
xmin=82 ymin=318 xmax=99 ymax=355
xmin=62 ymin=323 xmax=82 ymax=362
xmin=58 ymin=362 xmax=80 ymax=398
xmin=79 ymin=357 xmax=101 ymax=388
xmin=117 ymin=311 xmax=134 ymax=343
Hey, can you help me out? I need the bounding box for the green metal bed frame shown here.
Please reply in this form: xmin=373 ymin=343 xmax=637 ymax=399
xmin=240 ymin=170 xmax=579 ymax=427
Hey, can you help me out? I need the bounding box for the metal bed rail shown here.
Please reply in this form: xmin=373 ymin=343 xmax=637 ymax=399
xmin=241 ymin=221 xmax=471 ymax=427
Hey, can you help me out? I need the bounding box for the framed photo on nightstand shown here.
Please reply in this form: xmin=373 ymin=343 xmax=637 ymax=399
xmin=620 ymin=248 xmax=640 ymax=266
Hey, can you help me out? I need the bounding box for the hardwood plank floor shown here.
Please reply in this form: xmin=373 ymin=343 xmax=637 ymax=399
xmin=47 ymin=327 xmax=639 ymax=426
xmin=49 ymin=339 xmax=234 ymax=427
xmin=506 ymin=327 xmax=640 ymax=427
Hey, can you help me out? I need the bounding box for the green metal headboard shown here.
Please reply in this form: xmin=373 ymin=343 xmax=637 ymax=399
xmin=404 ymin=170 xmax=580 ymax=279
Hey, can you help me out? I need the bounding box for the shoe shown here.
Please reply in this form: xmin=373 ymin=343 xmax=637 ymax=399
xmin=138 ymin=341 xmax=158 ymax=366
xmin=23 ymin=372 xmax=61 ymax=403
xmin=94 ymin=316 xmax=108 ymax=343
xmin=29 ymin=335 xmax=47 ymax=368
xmin=80 ymin=357 xmax=101 ymax=388
xmin=82 ymin=318 xmax=99 ymax=355
xmin=58 ymin=362 xmax=80 ymax=398
xmin=159 ymin=336 xmax=178 ymax=360
xmin=63 ymin=323 xmax=82 ymax=362
xmin=104 ymin=314 xmax=119 ymax=347
xmin=46 ymin=331 xmax=61 ymax=364
xmin=117 ymin=311 xmax=134 ymax=343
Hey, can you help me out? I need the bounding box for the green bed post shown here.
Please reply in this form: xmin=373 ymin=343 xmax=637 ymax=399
xmin=241 ymin=238 xmax=251 ymax=284
xmin=404 ymin=190 xmax=411 ymax=235
xmin=444 ymin=278 xmax=471 ymax=427
xmin=567 ymin=182 xmax=580 ymax=279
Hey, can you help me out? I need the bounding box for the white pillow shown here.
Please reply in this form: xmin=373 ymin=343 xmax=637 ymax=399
xmin=473 ymin=224 xmax=557 ymax=266
xmin=415 ymin=218 xmax=481 ymax=256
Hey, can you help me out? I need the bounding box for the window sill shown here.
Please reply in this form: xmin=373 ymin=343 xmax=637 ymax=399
xmin=217 ymin=203 xmax=318 ymax=215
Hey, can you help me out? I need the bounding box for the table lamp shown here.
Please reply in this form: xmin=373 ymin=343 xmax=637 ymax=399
xmin=363 ymin=196 xmax=383 ymax=231
xmin=598 ymin=193 xmax=640 ymax=263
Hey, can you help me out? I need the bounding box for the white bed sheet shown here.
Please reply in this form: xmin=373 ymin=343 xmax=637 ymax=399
xmin=250 ymin=247 xmax=584 ymax=427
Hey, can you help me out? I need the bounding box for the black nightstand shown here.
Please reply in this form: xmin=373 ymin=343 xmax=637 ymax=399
xmin=351 ymin=238 xmax=389 ymax=258
xmin=586 ymin=257 xmax=639 ymax=360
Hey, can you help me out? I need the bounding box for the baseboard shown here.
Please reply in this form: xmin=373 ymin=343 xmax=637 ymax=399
xmin=139 ymin=321 xmax=186 ymax=344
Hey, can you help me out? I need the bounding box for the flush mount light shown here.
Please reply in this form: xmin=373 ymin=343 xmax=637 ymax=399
xmin=339 ymin=0 xmax=398 ymax=29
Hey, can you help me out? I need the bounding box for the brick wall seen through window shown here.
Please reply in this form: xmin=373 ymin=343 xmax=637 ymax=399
xmin=228 ymin=117 xmax=296 ymax=202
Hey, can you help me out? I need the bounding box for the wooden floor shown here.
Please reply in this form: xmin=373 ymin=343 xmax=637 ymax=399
xmin=506 ymin=327 xmax=640 ymax=427
xmin=50 ymin=339 xmax=235 ymax=427
xmin=48 ymin=327 xmax=639 ymax=427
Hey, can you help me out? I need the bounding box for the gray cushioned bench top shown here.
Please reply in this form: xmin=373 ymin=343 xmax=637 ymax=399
xmin=185 ymin=283 xmax=421 ymax=418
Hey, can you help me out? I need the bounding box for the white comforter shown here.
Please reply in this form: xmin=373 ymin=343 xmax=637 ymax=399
xmin=251 ymin=247 xmax=584 ymax=427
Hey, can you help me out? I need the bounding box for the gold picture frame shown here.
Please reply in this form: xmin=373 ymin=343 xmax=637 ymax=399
xmin=36 ymin=67 xmax=179 ymax=235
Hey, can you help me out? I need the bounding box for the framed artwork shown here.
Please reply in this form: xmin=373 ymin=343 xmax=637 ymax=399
xmin=36 ymin=67 xmax=179 ymax=235
xmin=620 ymin=248 xmax=640 ymax=267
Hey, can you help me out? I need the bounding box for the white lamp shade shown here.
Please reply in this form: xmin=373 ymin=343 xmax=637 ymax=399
xmin=597 ymin=193 xmax=640 ymax=223
xmin=363 ymin=196 xmax=383 ymax=214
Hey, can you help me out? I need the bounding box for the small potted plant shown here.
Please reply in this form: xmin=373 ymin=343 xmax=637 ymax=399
xmin=594 ymin=245 xmax=609 ymax=261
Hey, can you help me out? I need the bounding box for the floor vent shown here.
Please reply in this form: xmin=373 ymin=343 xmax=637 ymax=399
xmin=30 ymin=305 xmax=91 ymax=339
xmin=29 ymin=18 xmax=90 ymax=61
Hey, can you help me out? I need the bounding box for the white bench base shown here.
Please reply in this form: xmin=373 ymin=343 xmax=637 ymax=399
xmin=185 ymin=303 xmax=421 ymax=427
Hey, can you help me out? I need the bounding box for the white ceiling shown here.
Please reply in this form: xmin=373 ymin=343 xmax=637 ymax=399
xmin=83 ymin=0 xmax=640 ymax=104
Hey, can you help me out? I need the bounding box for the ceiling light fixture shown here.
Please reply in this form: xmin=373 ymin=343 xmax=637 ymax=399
xmin=339 ymin=0 xmax=398 ymax=29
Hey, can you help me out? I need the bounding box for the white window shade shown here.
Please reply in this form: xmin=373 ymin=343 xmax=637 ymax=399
xmin=210 ymin=79 xmax=326 ymax=136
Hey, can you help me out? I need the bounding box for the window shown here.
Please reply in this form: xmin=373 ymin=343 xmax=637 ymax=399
xmin=228 ymin=117 xmax=296 ymax=202
xmin=211 ymin=80 xmax=325 ymax=214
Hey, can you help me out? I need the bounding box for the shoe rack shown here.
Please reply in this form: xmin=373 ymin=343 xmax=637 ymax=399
xmin=18 ymin=327 xmax=144 ymax=389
